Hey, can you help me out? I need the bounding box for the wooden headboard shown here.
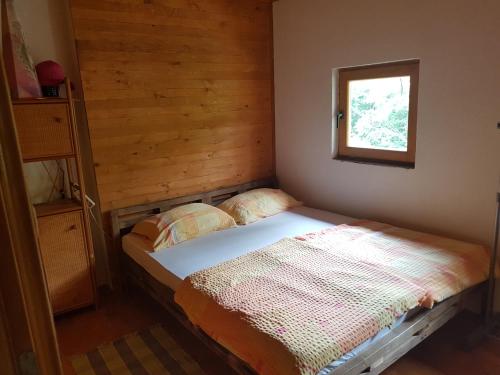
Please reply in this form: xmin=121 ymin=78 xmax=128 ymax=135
xmin=110 ymin=177 xmax=276 ymax=251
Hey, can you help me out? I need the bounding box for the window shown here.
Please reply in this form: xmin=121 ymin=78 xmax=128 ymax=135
xmin=336 ymin=60 xmax=419 ymax=167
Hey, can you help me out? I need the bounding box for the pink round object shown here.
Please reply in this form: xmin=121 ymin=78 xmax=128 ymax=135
xmin=36 ymin=60 xmax=65 ymax=86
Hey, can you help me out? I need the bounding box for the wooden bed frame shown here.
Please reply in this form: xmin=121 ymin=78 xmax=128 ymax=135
xmin=110 ymin=179 xmax=485 ymax=375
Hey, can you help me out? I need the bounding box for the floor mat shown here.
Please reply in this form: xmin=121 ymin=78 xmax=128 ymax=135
xmin=71 ymin=324 xmax=205 ymax=375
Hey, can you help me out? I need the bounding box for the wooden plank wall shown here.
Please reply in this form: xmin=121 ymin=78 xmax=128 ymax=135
xmin=69 ymin=0 xmax=275 ymax=214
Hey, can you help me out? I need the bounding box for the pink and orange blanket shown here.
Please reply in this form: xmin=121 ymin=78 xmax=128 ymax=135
xmin=175 ymin=221 xmax=491 ymax=375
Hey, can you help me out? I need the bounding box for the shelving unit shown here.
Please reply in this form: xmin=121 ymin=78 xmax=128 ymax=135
xmin=12 ymin=78 xmax=96 ymax=315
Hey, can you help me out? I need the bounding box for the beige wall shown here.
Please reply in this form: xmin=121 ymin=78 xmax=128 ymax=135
xmin=14 ymin=0 xmax=79 ymax=84
xmin=274 ymin=0 xmax=500 ymax=302
xmin=8 ymin=0 xmax=109 ymax=286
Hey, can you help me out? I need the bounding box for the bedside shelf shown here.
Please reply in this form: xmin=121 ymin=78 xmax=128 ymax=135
xmin=13 ymin=78 xmax=96 ymax=315
xmin=35 ymin=199 xmax=83 ymax=218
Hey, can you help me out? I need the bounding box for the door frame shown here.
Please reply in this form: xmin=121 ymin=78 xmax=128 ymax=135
xmin=0 ymin=51 xmax=63 ymax=374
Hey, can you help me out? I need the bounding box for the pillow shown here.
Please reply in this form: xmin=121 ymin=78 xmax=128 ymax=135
xmin=218 ymin=188 xmax=302 ymax=225
xmin=131 ymin=203 xmax=237 ymax=251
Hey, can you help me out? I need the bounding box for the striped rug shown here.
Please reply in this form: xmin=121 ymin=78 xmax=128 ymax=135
xmin=71 ymin=324 xmax=205 ymax=375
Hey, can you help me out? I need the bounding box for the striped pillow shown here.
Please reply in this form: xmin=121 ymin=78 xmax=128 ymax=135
xmin=132 ymin=203 xmax=237 ymax=251
xmin=218 ymin=188 xmax=302 ymax=225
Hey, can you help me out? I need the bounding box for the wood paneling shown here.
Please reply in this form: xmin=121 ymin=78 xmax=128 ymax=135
xmin=69 ymin=0 xmax=275 ymax=213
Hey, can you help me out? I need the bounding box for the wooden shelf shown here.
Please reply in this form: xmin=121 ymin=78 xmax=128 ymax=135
xmin=23 ymin=153 xmax=77 ymax=163
xmin=35 ymin=199 xmax=83 ymax=218
xmin=12 ymin=97 xmax=69 ymax=105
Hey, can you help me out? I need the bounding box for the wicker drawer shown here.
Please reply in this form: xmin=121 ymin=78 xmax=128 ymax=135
xmin=13 ymin=102 xmax=74 ymax=161
xmin=37 ymin=210 xmax=94 ymax=314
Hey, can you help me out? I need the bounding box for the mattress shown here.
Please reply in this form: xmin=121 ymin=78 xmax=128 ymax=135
xmin=122 ymin=206 xmax=356 ymax=291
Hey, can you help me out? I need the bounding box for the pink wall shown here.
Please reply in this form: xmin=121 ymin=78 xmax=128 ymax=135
xmin=274 ymin=0 xmax=500 ymax=247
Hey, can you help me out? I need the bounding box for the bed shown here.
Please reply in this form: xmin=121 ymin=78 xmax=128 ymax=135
xmin=111 ymin=179 xmax=488 ymax=375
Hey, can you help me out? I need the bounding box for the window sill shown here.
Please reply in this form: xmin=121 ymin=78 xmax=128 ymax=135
xmin=334 ymin=155 xmax=415 ymax=169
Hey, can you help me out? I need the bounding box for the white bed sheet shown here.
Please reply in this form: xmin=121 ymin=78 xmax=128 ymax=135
xmin=122 ymin=206 xmax=356 ymax=290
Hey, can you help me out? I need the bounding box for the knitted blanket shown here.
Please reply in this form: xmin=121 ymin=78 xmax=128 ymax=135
xmin=297 ymin=221 xmax=490 ymax=307
xmin=175 ymin=231 xmax=432 ymax=374
xmin=175 ymin=221 xmax=490 ymax=374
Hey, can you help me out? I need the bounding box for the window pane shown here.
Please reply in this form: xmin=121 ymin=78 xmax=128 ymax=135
xmin=347 ymin=76 xmax=410 ymax=152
